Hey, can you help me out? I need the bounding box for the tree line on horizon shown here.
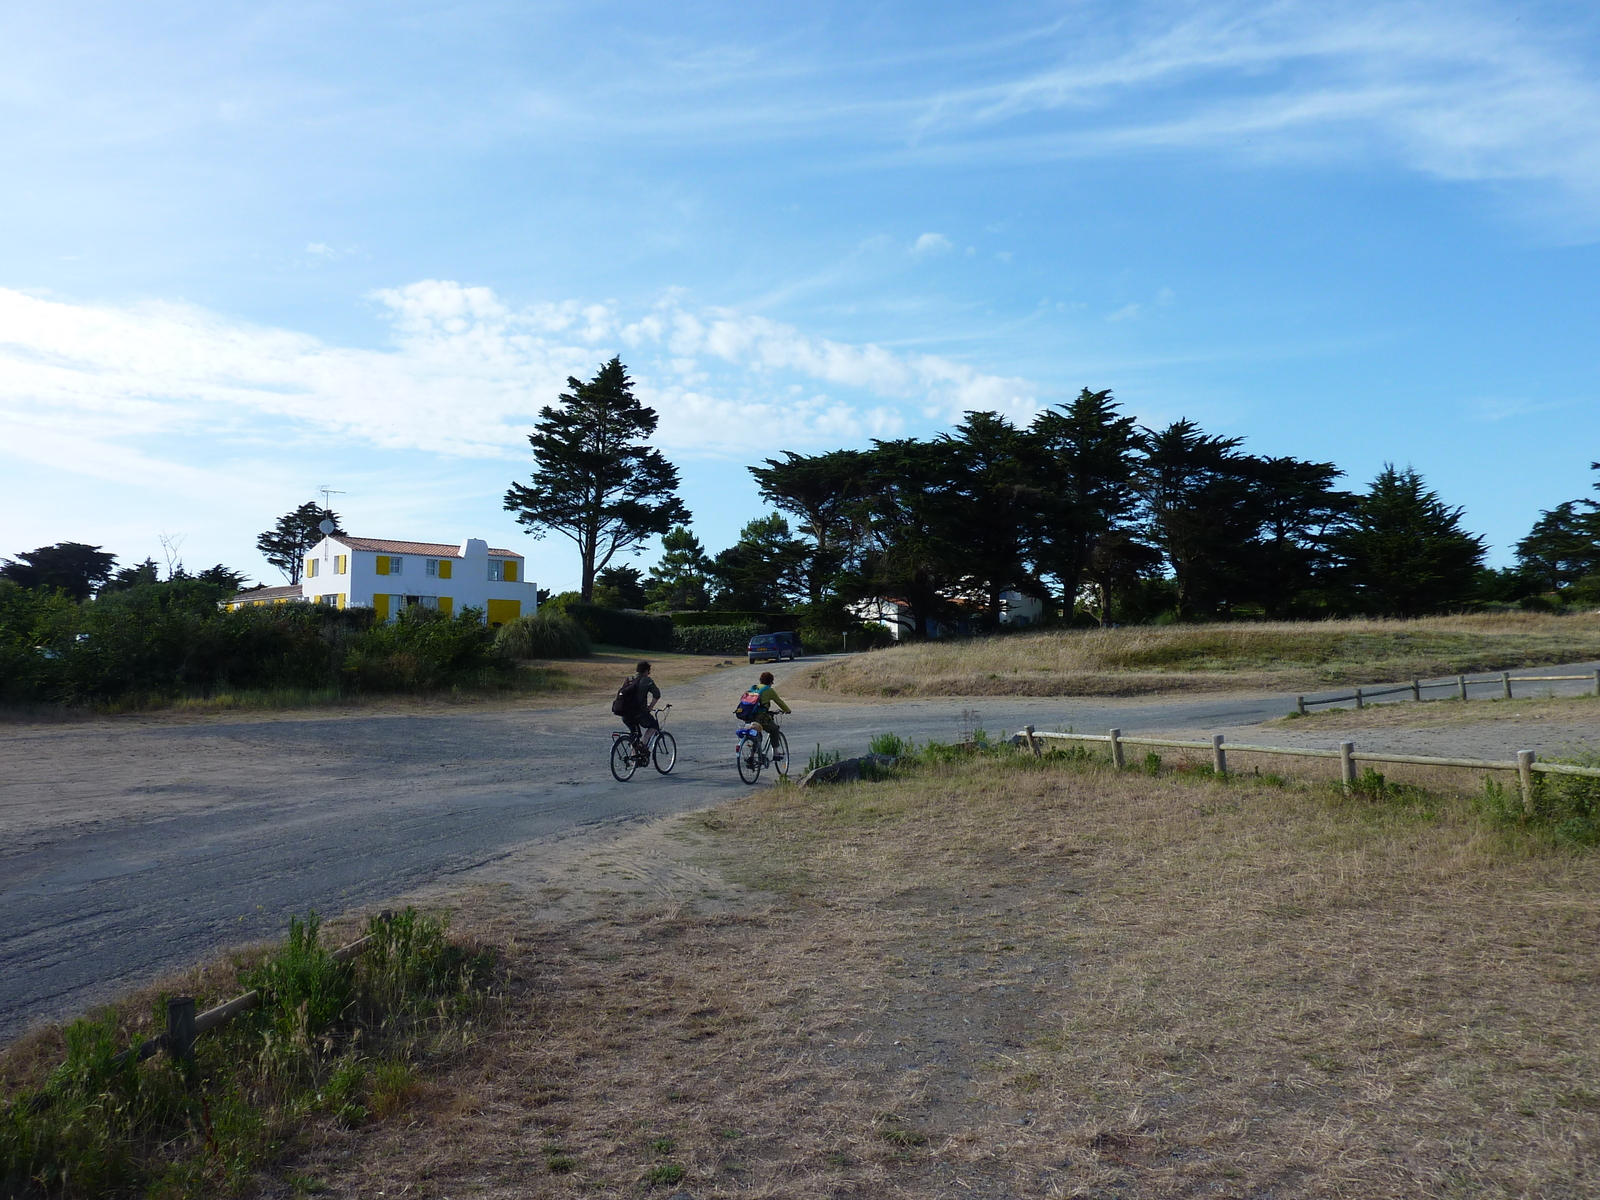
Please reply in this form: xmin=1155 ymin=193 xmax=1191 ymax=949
xmin=499 ymin=359 xmax=1600 ymax=638
xmin=7 ymin=359 xmax=1599 ymax=639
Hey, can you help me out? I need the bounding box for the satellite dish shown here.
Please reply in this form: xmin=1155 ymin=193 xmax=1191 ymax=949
xmin=318 ymin=519 xmax=335 ymax=535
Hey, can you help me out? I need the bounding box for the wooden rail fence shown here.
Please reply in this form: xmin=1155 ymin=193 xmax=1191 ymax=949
xmin=1295 ymin=669 xmax=1600 ymax=715
xmin=1012 ymin=725 xmax=1600 ymax=815
xmin=110 ymin=915 xmax=390 ymax=1070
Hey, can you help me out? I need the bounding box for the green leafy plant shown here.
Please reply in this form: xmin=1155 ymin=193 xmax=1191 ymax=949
xmin=807 ymin=744 xmax=842 ymax=772
xmin=494 ymin=611 xmax=593 ymax=659
xmin=868 ymin=732 xmax=908 ymax=757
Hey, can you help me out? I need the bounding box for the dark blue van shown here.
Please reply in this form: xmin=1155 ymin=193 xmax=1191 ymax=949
xmin=748 ymin=631 xmax=802 ymax=663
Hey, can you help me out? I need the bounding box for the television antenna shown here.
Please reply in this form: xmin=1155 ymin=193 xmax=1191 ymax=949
xmin=317 ymin=485 xmax=345 ymax=511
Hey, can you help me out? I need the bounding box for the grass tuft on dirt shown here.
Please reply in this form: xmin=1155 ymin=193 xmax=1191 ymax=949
xmin=0 ymin=908 xmax=495 ymax=1199
xmin=812 ymin=611 xmax=1600 ymax=698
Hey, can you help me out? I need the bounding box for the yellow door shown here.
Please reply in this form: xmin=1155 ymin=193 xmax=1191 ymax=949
xmin=486 ymin=599 xmax=520 ymax=626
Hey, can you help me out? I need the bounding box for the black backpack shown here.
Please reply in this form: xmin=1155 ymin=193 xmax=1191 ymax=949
xmin=611 ymin=675 xmax=642 ymax=717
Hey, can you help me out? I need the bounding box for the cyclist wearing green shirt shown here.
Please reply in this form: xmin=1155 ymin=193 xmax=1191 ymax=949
xmin=743 ymin=670 xmax=791 ymax=739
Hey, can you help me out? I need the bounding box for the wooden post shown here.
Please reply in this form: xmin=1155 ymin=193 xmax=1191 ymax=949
xmin=1212 ymin=734 xmax=1227 ymax=776
xmin=1502 ymin=671 xmax=1512 ymax=700
xmin=1593 ymin=668 xmax=1599 ymax=698
xmin=1412 ymin=678 xmax=1421 ymax=702
xmin=167 ymin=997 xmax=196 ymax=1066
xmin=1355 ymin=687 xmax=1364 ymax=710
xmin=1296 ymin=695 xmax=1306 ymax=716
xmin=1517 ymin=750 xmax=1536 ymax=817
xmin=1109 ymin=728 xmax=1124 ymax=770
xmin=1339 ymin=741 xmax=1356 ymax=791
xmin=1023 ymin=724 xmax=1041 ymax=758
xmin=1457 ymin=674 xmax=1467 ymax=701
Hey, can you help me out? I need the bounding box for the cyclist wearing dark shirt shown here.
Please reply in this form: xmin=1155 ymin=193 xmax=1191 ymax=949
xmin=626 ymin=661 xmax=662 ymax=751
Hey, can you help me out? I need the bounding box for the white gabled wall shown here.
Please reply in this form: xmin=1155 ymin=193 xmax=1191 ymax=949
xmin=299 ymin=536 xmax=537 ymax=625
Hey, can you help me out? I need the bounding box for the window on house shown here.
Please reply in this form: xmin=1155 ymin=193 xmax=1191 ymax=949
xmin=489 ymin=559 xmax=510 ymax=581
xmin=306 ymin=558 xmax=318 ymax=578
xmin=390 ymin=557 xmax=403 ymax=575
xmin=335 ymin=555 xmax=347 ymax=574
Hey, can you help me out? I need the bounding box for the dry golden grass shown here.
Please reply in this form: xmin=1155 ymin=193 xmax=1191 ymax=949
xmin=812 ymin=612 xmax=1600 ymax=699
xmin=1274 ymin=691 xmax=1600 ymax=734
xmin=259 ymin=753 xmax=1599 ymax=1199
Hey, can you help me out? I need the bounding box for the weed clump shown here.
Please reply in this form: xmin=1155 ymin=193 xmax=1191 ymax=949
xmin=0 ymin=907 xmax=495 ymax=1199
xmin=1480 ymin=758 xmax=1600 ymax=846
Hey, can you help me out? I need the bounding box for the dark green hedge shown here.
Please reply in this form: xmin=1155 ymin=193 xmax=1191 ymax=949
xmin=671 ymin=623 xmax=760 ymax=656
xmin=564 ymin=603 xmax=675 ymax=651
xmin=0 ymin=580 xmax=514 ymax=705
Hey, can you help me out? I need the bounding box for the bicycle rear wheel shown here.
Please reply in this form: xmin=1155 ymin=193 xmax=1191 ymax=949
xmin=736 ymin=736 xmax=763 ymax=784
xmin=770 ymin=730 xmax=790 ymax=778
xmin=610 ymin=738 xmax=638 ymax=781
xmin=652 ymin=731 xmax=678 ymax=774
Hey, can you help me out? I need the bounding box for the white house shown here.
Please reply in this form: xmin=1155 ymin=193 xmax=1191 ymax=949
xmin=229 ymin=535 xmax=536 ymax=626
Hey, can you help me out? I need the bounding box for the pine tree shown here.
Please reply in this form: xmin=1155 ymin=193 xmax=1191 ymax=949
xmin=645 ymin=526 xmax=712 ymax=610
xmin=1334 ymin=465 xmax=1485 ymax=616
xmin=504 ymin=358 xmax=690 ymax=601
xmin=709 ymin=515 xmax=809 ymax=611
xmin=0 ymin=543 xmax=117 ymax=600
xmin=256 ymin=502 xmax=344 ymax=583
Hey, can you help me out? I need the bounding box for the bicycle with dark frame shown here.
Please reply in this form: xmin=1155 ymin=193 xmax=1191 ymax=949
xmin=610 ymin=704 xmax=677 ymax=780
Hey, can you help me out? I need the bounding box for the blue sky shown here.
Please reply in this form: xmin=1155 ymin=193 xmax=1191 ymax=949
xmin=3 ymin=0 xmax=1599 ymax=589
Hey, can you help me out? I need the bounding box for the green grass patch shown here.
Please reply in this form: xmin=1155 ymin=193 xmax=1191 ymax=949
xmin=0 ymin=908 xmax=496 ymax=1199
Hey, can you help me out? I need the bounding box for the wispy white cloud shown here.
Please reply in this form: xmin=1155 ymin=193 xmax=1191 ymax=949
xmin=0 ymin=282 xmax=1040 ymax=495
xmin=1107 ymin=302 xmax=1142 ymax=323
xmin=902 ymin=3 xmax=1600 ymax=209
xmin=910 ymin=231 xmax=953 ymax=255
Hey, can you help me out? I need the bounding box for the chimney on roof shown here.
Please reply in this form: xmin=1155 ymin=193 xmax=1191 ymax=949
xmin=459 ymin=538 xmax=488 ymax=559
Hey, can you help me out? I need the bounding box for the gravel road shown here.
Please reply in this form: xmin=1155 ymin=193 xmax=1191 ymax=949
xmin=4 ymin=656 xmax=1598 ymax=1042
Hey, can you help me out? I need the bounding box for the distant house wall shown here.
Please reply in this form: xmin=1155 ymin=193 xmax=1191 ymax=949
xmin=230 ymin=535 xmax=537 ymax=626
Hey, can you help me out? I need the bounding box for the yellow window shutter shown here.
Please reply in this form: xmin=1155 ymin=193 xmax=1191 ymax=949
xmin=503 ymin=560 xmax=517 ymax=582
xmin=376 ymin=556 xmax=389 ymax=576
xmin=374 ymin=594 xmax=390 ymax=621
xmin=486 ymin=599 xmax=520 ymax=626
xmin=439 ymin=560 xmax=452 ymax=580
xmin=438 ymin=596 xmax=453 ymax=616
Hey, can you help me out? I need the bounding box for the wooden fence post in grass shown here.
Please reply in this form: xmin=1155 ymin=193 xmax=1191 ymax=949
xmin=1109 ymin=728 xmax=1125 ymax=769
xmin=1594 ymin=668 xmax=1599 ymax=698
xmin=1355 ymin=687 xmax=1364 ymax=710
xmin=167 ymin=997 xmax=196 ymax=1066
xmin=1212 ymin=734 xmax=1227 ymax=775
xmin=1458 ymin=674 xmax=1468 ymax=701
xmin=1412 ymin=678 xmax=1421 ymax=701
xmin=1503 ymin=671 xmax=1512 ymax=699
xmin=1340 ymin=742 xmax=1356 ymax=791
xmin=1517 ymin=750 xmax=1536 ymax=816
xmin=1296 ymin=695 xmax=1306 ymax=716
xmin=1024 ymin=724 xmax=1040 ymax=758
